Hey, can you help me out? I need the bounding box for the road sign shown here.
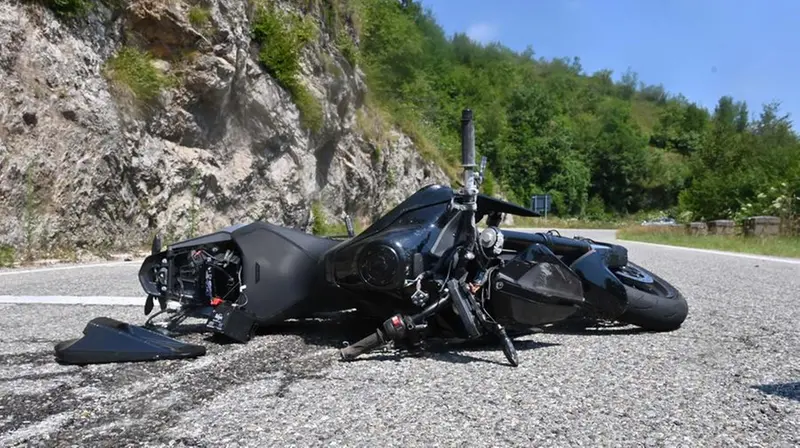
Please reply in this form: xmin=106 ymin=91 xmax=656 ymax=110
xmin=530 ymin=194 xmax=552 ymax=218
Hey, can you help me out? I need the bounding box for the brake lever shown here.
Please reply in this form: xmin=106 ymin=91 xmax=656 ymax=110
xmin=477 ymin=156 xmax=487 ymax=185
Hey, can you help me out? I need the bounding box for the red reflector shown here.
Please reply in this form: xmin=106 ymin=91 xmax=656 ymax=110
xmin=391 ymin=315 xmax=402 ymax=327
xmin=210 ymin=298 xmax=223 ymax=306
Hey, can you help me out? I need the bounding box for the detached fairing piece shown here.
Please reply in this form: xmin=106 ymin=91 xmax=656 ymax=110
xmin=54 ymin=317 xmax=205 ymax=365
xmin=55 ymin=109 xmax=688 ymax=366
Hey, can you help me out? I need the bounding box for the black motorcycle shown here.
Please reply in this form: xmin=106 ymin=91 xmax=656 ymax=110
xmin=54 ymin=109 xmax=688 ymax=367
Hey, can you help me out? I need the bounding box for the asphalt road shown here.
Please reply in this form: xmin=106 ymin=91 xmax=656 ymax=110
xmin=1 ymin=229 xmax=798 ymax=447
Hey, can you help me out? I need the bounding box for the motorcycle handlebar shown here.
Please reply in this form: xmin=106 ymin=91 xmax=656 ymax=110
xmin=340 ymin=330 xmax=385 ymax=361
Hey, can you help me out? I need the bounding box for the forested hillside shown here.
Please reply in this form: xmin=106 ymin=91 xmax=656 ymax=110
xmin=354 ymin=0 xmax=800 ymax=223
xmin=3 ymin=0 xmax=798 ymax=264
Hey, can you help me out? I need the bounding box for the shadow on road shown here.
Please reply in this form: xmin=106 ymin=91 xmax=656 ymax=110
xmin=254 ymin=312 xmax=380 ymax=347
xmin=245 ymin=312 xmax=561 ymax=365
xmin=344 ymin=339 xmax=560 ymax=366
xmin=753 ymin=382 xmax=800 ymax=402
xmin=541 ymin=319 xmax=654 ymax=336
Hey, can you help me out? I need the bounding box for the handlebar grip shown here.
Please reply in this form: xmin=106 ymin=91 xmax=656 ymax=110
xmin=461 ymin=109 xmax=475 ymax=167
xmin=340 ymin=330 xmax=385 ymax=361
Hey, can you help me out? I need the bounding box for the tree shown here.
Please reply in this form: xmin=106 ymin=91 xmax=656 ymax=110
xmin=585 ymin=100 xmax=651 ymax=213
xmin=354 ymin=2 xmax=799 ymax=223
xmin=618 ymin=68 xmax=639 ymax=100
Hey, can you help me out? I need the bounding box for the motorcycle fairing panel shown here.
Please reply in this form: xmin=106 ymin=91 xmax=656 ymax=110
xmin=500 ymin=230 xmax=630 ymax=319
xmin=54 ymin=317 xmax=206 ymax=365
xmin=210 ymin=222 xmax=342 ymax=323
xmin=487 ymin=242 xmax=585 ymax=330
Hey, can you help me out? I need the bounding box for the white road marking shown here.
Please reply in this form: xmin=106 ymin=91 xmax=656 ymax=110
xmin=0 ymin=296 xmax=143 ymax=305
xmin=618 ymin=239 xmax=800 ymax=265
xmin=0 ymin=260 xmax=141 ymax=276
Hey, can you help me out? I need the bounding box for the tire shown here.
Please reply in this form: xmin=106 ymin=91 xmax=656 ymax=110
xmin=615 ymin=262 xmax=688 ymax=331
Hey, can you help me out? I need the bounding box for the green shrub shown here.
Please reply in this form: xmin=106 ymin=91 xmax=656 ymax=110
xmin=252 ymin=3 xmax=316 ymax=85
xmin=310 ymin=201 xmax=363 ymax=236
xmin=292 ymin=84 xmax=324 ymax=133
xmin=0 ymin=245 xmax=15 ymax=267
xmin=311 ymin=201 xmax=329 ymax=235
xmin=583 ymin=195 xmax=609 ymax=221
xmin=188 ymin=6 xmax=212 ymax=30
xmin=103 ymin=47 xmax=175 ymax=102
xmin=45 ymin=0 xmax=91 ymax=18
xmin=251 ymin=1 xmax=323 ymax=131
xmin=336 ymin=32 xmax=359 ymax=66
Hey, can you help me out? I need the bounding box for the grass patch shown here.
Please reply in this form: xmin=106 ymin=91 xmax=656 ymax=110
xmin=617 ymin=225 xmax=800 ymax=258
xmin=387 ymin=105 xmax=460 ymax=181
xmin=0 ymin=245 xmax=15 ymax=267
xmin=103 ymin=47 xmax=176 ymax=102
xmin=188 ymin=5 xmax=212 ymax=30
xmin=321 ymin=53 xmax=344 ymax=79
xmin=507 ymin=215 xmax=633 ymax=230
xmin=251 ymin=0 xmax=323 ymax=132
xmin=355 ymin=102 xmax=392 ymax=147
xmin=314 ymin=0 xmax=364 ymax=40
xmin=336 ymin=32 xmax=359 ymax=66
xmin=293 ymin=84 xmax=324 ymax=134
xmin=353 ymin=93 xmax=458 ymax=180
xmin=310 ymin=201 xmax=364 ymax=236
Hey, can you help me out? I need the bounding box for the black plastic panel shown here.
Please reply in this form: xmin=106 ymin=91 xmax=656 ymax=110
xmin=230 ymin=222 xmax=342 ymax=324
xmin=54 ymin=317 xmax=206 ymax=365
xmin=354 ymin=184 xmax=454 ymax=241
xmin=487 ymin=243 xmax=584 ymax=327
xmin=569 ymin=249 xmax=629 ymax=318
xmin=476 ymin=193 xmax=540 ymax=219
xmin=326 ymin=202 xmax=456 ymax=294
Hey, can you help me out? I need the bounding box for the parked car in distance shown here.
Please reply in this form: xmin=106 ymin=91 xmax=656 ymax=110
xmin=641 ymin=217 xmax=678 ymax=226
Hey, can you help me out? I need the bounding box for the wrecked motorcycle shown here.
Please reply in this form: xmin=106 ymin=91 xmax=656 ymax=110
xmin=55 ymin=109 xmax=688 ymax=366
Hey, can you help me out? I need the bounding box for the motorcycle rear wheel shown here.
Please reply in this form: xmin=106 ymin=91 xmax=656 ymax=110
xmin=615 ymin=262 xmax=688 ymax=331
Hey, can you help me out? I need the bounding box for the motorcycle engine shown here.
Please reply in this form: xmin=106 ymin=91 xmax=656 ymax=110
xmin=479 ymin=227 xmax=504 ymax=255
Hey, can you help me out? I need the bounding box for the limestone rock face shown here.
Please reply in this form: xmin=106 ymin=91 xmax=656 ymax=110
xmin=0 ymin=0 xmax=448 ymax=255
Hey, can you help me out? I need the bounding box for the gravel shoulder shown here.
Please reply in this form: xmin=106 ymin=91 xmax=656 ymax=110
xmin=0 ymin=231 xmax=798 ymax=447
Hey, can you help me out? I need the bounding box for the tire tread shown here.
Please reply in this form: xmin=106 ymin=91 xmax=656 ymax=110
xmin=617 ymin=263 xmax=688 ymax=331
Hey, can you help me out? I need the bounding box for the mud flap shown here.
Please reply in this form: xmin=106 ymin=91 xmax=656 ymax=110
xmin=54 ymin=317 xmax=206 ymax=365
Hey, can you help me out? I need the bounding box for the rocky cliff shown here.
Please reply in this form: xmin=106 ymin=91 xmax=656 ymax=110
xmin=0 ymin=0 xmax=448 ymax=261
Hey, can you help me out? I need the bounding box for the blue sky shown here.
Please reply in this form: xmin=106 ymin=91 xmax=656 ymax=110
xmin=418 ymin=0 xmax=800 ymax=125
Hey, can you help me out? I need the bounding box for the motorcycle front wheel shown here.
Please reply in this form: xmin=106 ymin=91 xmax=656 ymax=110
xmin=614 ymin=262 xmax=688 ymax=331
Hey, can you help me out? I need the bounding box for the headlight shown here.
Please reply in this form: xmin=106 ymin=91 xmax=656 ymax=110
xmin=358 ymin=243 xmax=402 ymax=288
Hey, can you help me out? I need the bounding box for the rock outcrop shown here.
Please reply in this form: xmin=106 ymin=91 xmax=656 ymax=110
xmin=0 ymin=0 xmax=448 ymax=258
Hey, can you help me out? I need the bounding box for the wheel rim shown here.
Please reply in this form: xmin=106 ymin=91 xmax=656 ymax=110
xmin=615 ymin=265 xmax=656 ymax=292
